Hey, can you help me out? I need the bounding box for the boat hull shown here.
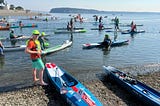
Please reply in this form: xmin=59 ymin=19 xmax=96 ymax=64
xmin=82 ymin=40 xmax=129 ymax=49
xmin=4 ymin=45 xmax=26 ymax=52
xmin=121 ymin=30 xmax=145 ymax=34
xmin=42 ymin=40 xmax=72 ymax=55
xmin=54 ymin=29 xmax=86 ymax=34
xmin=45 ymin=63 xmax=102 ymax=106
xmin=103 ymin=66 xmax=160 ymax=106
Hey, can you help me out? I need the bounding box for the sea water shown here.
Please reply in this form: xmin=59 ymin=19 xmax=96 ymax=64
xmin=0 ymin=12 xmax=160 ymax=91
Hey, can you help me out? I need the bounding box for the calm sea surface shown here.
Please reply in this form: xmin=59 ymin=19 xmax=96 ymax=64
xmin=0 ymin=12 xmax=160 ymax=91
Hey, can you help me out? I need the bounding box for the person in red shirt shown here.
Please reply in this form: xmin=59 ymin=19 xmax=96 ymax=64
xmin=25 ymin=30 xmax=47 ymax=86
xmin=99 ymin=22 xmax=104 ymax=30
xmin=131 ymin=24 xmax=137 ymax=32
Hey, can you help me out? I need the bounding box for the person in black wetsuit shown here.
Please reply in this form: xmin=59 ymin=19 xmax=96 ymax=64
xmin=102 ymin=34 xmax=112 ymax=50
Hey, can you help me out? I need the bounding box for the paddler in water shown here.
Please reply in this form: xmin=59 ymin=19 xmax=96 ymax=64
xmin=102 ymin=34 xmax=112 ymax=50
xmin=25 ymin=30 xmax=48 ymax=86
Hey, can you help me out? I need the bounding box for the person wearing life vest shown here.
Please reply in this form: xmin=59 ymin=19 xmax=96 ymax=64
xmin=25 ymin=30 xmax=47 ymax=86
xmin=102 ymin=34 xmax=112 ymax=49
xmin=38 ymin=32 xmax=47 ymax=50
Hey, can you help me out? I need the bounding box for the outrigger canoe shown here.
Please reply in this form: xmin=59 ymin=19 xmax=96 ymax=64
xmin=45 ymin=62 xmax=102 ymax=106
xmin=3 ymin=45 xmax=26 ymax=52
xmin=54 ymin=29 xmax=86 ymax=34
xmin=121 ymin=30 xmax=145 ymax=34
xmin=82 ymin=40 xmax=129 ymax=49
xmin=42 ymin=40 xmax=72 ymax=55
xmin=103 ymin=66 xmax=160 ymax=106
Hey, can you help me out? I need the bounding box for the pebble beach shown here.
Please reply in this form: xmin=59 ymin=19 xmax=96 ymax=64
xmin=0 ymin=69 xmax=159 ymax=106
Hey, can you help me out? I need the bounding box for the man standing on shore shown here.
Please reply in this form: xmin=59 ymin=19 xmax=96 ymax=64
xmin=25 ymin=30 xmax=47 ymax=86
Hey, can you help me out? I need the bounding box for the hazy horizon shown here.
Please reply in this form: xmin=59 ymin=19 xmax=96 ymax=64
xmin=6 ymin=0 xmax=160 ymax=13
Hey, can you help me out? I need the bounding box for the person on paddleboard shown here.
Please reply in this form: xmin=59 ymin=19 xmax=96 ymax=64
xmin=10 ymin=29 xmax=18 ymax=39
xmin=102 ymin=34 xmax=112 ymax=50
xmin=114 ymin=16 xmax=119 ymax=30
xmin=0 ymin=41 xmax=4 ymax=55
xmin=69 ymin=18 xmax=74 ymax=31
xmin=99 ymin=22 xmax=104 ymax=30
xmin=9 ymin=29 xmax=18 ymax=46
xmin=131 ymin=23 xmax=137 ymax=33
xmin=67 ymin=22 xmax=72 ymax=31
xmin=25 ymin=30 xmax=48 ymax=86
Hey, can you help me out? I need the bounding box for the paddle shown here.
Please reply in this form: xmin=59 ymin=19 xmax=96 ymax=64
xmin=55 ymin=67 xmax=68 ymax=94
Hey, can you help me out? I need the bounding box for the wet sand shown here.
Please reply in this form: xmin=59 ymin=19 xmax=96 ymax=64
xmin=0 ymin=69 xmax=159 ymax=106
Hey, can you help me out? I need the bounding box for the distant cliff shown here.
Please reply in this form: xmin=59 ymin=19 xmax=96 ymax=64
xmin=50 ymin=7 xmax=106 ymax=14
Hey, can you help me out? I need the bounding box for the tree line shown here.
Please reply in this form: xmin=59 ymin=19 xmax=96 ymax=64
xmin=0 ymin=0 xmax=24 ymax=10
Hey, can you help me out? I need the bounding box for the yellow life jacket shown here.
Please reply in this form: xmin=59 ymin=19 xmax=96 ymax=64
xmin=26 ymin=39 xmax=41 ymax=50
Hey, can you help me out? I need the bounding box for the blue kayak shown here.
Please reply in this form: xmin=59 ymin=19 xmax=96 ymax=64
xmin=103 ymin=66 xmax=160 ymax=106
xmin=82 ymin=40 xmax=129 ymax=49
xmin=45 ymin=63 xmax=102 ymax=106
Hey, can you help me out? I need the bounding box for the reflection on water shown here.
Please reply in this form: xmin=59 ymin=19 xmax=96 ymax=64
xmin=0 ymin=55 xmax=5 ymax=69
xmin=102 ymin=49 xmax=110 ymax=55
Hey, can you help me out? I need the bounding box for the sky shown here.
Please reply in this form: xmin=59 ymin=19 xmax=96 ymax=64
xmin=5 ymin=0 xmax=160 ymax=12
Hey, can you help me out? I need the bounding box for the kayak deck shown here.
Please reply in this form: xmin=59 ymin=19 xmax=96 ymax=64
xmin=103 ymin=66 xmax=160 ymax=106
xmin=45 ymin=63 xmax=102 ymax=106
xmin=42 ymin=40 xmax=72 ymax=55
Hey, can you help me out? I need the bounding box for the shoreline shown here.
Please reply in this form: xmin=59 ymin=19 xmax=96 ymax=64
xmin=0 ymin=70 xmax=159 ymax=106
xmin=0 ymin=10 xmax=50 ymax=16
